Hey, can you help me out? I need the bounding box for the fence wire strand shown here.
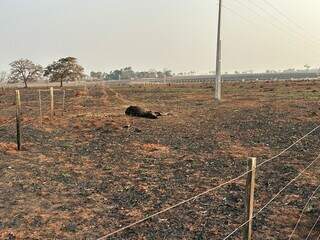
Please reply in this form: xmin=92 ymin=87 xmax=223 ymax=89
xmin=305 ymin=214 xmax=320 ymax=240
xmin=97 ymin=170 xmax=251 ymax=240
xmin=289 ymin=183 xmax=320 ymax=240
xmin=0 ymin=118 xmax=15 ymax=128
xmin=257 ymin=125 xmax=320 ymax=168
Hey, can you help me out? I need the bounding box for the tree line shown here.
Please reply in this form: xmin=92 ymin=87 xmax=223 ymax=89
xmin=90 ymin=67 xmax=173 ymax=81
xmin=0 ymin=58 xmax=174 ymax=88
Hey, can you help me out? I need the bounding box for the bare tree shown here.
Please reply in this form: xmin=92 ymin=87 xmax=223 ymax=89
xmin=44 ymin=57 xmax=84 ymax=87
xmin=0 ymin=71 xmax=7 ymax=84
xmin=9 ymin=59 xmax=43 ymax=88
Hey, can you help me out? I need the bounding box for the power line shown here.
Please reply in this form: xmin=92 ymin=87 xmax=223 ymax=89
xmin=222 ymin=3 xmax=263 ymax=28
xmin=222 ymin=0 xmax=320 ymax=65
xmin=223 ymin=153 xmax=320 ymax=239
xmin=246 ymin=0 xmax=320 ymax=46
xmin=230 ymin=0 xmax=291 ymax=33
xmin=289 ymin=184 xmax=320 ymax=240
xmin=260 ymin=0 xmax=320 ymax=42
xmin=227 ymin=0 xmax=320 ymax=50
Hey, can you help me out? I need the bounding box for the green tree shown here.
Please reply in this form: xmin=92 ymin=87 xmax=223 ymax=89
xmin=44 ymin=57 xmax=84 ymax=87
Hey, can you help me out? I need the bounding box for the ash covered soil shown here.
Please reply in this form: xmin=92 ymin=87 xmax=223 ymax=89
xmin=0 ymin=81 xmax=319 ymax=239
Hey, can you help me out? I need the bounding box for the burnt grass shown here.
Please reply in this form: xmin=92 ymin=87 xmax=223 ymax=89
xmin=0 ymin=80 xmax=319 ymax=239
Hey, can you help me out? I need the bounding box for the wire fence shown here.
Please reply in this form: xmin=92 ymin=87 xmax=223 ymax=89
xmin=223 ymin=153 xmax=320 ymax=239
xmin=97 ymin=128 xmax=320 ymax=239
xmin=0 ymin=85 xmax=319 ymax=239
xmin=0 ymin=84 xmax=109 ymax=134
xmin=289 ymin=184 xmax=320 ymax=239
xmin=305 ymin=215 xmax=320 ymax=240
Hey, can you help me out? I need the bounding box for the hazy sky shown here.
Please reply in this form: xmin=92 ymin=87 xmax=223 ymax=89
xmin=0 ymin=0 xmax=320 ymax=74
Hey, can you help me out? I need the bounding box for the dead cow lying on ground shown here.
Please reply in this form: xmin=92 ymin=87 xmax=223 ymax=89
xmin=125 ymin=106 xmax=160 ymax=119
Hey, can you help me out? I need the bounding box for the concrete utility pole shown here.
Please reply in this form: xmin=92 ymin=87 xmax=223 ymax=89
xmin=215 ymin=0 xmax=222 ymax=101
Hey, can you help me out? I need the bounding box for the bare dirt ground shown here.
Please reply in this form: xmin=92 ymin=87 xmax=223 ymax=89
xmin=0 ymin=80 xmax=319 ymax=240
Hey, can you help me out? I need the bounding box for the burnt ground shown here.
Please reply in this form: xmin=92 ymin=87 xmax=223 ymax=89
xmin=0 ymin=80 xmax=319 ymax=240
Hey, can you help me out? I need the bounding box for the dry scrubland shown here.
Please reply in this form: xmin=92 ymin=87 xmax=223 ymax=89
xmin=0 ymin=81 xmax=319 ymax=239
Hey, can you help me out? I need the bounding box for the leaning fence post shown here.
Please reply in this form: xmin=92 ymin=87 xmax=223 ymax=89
xmin=243 ymin=157 xmax=256 ymax=240
xmin=50 ymin=87 xmax=54 ymax=120
xmin=15 ymin=90 xmax=21 ymax=151
xmin=39 ymin=90 xmax=42 ymax=126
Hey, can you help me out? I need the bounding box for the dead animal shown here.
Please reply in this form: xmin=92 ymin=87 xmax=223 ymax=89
xmin=125 ymin=106 xmax=158 ymax=119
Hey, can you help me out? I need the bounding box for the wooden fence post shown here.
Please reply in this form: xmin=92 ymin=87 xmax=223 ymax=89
xmin=50 ymin=87 xmax=54 ymax=120
xmin=39 ymin=90 xmax=42 ymax=126
xmin=62 ymin=89 xmax=66 ymax=116
xmin=84 ymin=82 xmax=88 ymax=95
xmin=103 ymin=83 xmax=107 ymax=96
xmin=15 ymin=90 xmax=21 ymax=151
xmin=243 ymin=157 xmax=256 ymax=240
